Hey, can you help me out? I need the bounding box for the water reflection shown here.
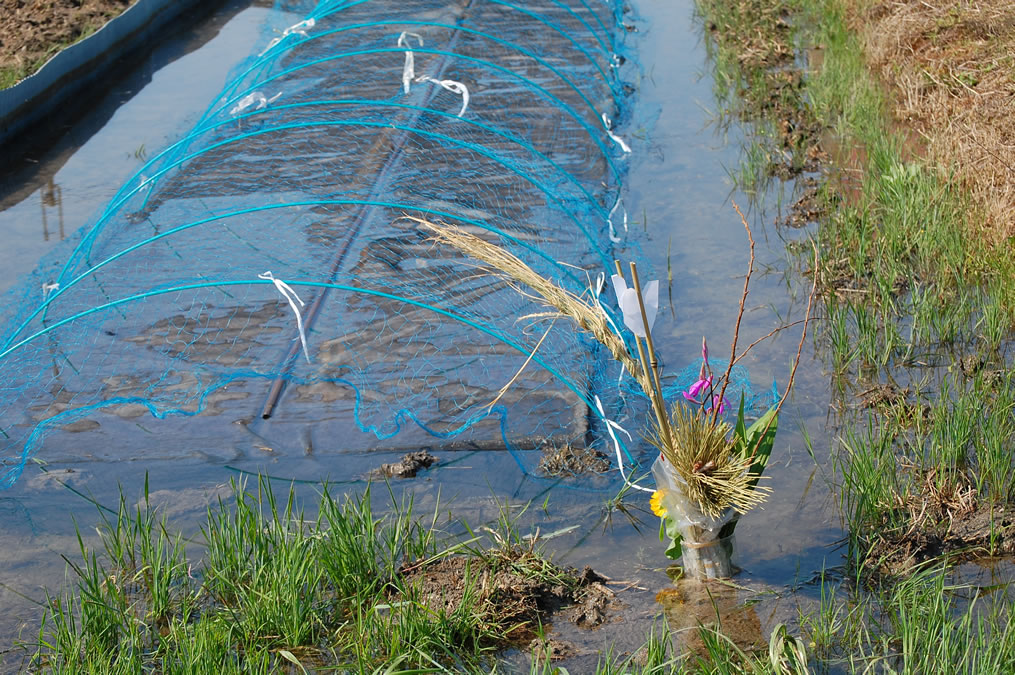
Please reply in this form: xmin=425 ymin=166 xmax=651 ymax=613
xmin=657 ymin=579 xmax=764 ymax=655
xmin=39 ymin=178 xmax=64 ymax=242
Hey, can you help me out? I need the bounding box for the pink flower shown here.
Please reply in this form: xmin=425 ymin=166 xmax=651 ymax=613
xmin=684 ymin=375 xmax=712 ymax=401
xmin=708 ymin=394 xmax=730 ymax=415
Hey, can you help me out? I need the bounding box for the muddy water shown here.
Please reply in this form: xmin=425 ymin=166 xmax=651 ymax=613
xmin=0 ymin=0 xmax=843 ymax=669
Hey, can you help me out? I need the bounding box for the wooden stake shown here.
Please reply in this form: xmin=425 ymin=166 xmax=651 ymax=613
xmin=615 ymin=260 xmax=672 ymax=451
xmin=628 ymin=262 xmax=670 ymax=443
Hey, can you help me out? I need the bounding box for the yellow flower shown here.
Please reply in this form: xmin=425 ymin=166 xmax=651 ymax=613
xmin=650 ymin=490 xmax=667 ymax=517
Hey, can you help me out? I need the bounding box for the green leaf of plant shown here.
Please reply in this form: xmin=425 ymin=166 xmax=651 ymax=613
xmin=664 ymin=535 xmax=682 ymax=560
xmin=662 ymin=516 xmax=683 ymax=560
xmin=735 ymin=393 xmax=747 ymax=446
xmin=744 ymin=408 xmax=778 ymax=488
xmin=278 ymin=650 xmax=309 ymax=675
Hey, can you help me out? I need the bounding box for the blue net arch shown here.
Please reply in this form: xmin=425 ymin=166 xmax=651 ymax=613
xmin=0 ymin=0 xmax=772 ymax=489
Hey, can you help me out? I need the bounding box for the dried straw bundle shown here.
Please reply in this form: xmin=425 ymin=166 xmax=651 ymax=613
xmin=648 ymin=404 xmax=769 ymax=519
xmin=413 ymin=218 xmax=651 ymax=396
xmin=413 ymin=216 xmax=776 ymax=522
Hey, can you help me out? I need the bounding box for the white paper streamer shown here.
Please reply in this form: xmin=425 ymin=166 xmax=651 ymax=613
xmin=259 ymin=17 xmax=316 ymax=56
xmin=259 ymin=271 xmax=310 ymax=363
xmin=607 ymin=195 xmax=628 ymax=243
xmin=415 ymin=76 xmax=469 ymax=117
xmin=591 ymin=272 xmax=624 ymax=339
xmin=589 ymin=272 xmax=628 ymax=385
xmin=230 ymin=91 xmax=282 ymax=116
xmin=398 ymin=32 xmax=424 ymax=94
xmin=595 ymin=395 xmax=653 ymax=493
xmin=611 ymin=274 xmax=658 ymax=338
xmin=601 ymin=113 xmax=632 ymax=153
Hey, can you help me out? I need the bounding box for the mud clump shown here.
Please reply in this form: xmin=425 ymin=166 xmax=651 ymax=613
xmin=780 ymin=177 xmax=830 ymax=228
xmin=867 ymin=469 xmax=1015 ymax=576
xmin=539 ymin=444 xmax=611 ymax=477
xmin=568 ymin=566 xmax=614 ymax=628
xmin=528 ymin=637 xmax=577 ymax=661
xmin=396 ymin=553 xmax=615 ymax=645
xmin=367 ymin=450 xmax=437 ymax=479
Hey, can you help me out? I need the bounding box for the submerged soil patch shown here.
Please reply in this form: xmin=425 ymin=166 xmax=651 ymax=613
xmin=867 ymin=469 xmax=1015 ymax=577
xmin=0 ymin=0 xmax=135 ymax=86
xmin=398 ymin=551 xmax=615 ymax=646
xmin=700 ymin=0 xmax=826 ymax=180
xmin=367 ymin=450 xmax=437 ymax=479
xmin=539 ymin=443 xmax=611 ymax=477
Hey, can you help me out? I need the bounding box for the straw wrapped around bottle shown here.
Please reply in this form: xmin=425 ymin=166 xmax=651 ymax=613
xmin=652 ymin=455 xmax=738 ymax=579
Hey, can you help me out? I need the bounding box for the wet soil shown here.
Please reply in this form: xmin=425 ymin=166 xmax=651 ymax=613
xmin=397 ymin=552 xmax=615 ymax=649
xmin=538 ymin=443 xmax=611 ymax=477
xmin=0 ymin=0 xmax=134 ymax=84
xmin=780 ymin=177 xmax=830 ymax=228
xmin=367 ymin=450 xmax=438 ymax=479
xmin=868 ymin=468 xmax=1015 ymax=577
xmin=703 ymin=0 xmax=826 ymax=180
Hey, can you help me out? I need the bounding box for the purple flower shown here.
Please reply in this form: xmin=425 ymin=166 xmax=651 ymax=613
xmin=702 ymin=336 xmax=709 ymax=364
xmin=683 ymin=375 xmax=712 ymax=401
xmin=707 ymin=394 xmax=731 ymax=415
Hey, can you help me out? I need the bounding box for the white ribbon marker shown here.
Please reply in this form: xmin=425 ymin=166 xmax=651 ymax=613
xmin=260 ymin=17 xmax=316 ymax=56
xmin=230 ymin=91 xmax=282 ymax=116
xmin=595 ymin=395 xmax=653 ymax=493
xmin=398 ymin=32 xmax=424 ymax=94
xmin=601 ymin=113 xmax=632 ymax=153
xmin=611 ymin=274 xmax=658 ymax=338
xmin=42 ymin=282 xmax=59 ymax=301
xmin=591 ymin=272 xmax=624 ymax=340
xmin=415 ymin=76 xmax=469 ymax=117
xmin=259 ymin=271 xmax=310 ymax=363
xmin=590 ymin=272 xmax=628 ymax=385
xmin=607 ymin=195 xmax=628 ymax=243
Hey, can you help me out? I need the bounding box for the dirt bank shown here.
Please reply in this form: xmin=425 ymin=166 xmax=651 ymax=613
xmin=852 ymin=0 xmax=1015 ymax=239
xmin=0 ymin=0 xmax=134 ymax=87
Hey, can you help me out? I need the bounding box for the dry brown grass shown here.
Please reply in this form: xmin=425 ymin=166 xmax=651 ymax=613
xmin=411 ymin=217 xmax=650 ymax=395
xmin=414 ymin=216 xmax=780 ymax=518
xmin=851 ymin=0 xmax=1015 ymax=240
xmin=648 ymin=404 xmax=770 ymax=518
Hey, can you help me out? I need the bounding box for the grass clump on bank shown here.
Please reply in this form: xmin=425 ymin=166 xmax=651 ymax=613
xmin=696 ymin=0 xmax=1015 ymax=575
xmin=27 ymin=477 xmax=608 ymax=673
xmin=23 ymin=474 xmax=822 ymax=674
xmin=801 ymin=0 xmax=1015 ymax=574
xmin=801 ymin=564 xmax=1015 ymax=672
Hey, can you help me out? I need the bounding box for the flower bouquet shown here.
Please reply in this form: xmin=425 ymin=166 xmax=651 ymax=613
xmin=413 ymin=207 xmax=813 ymax=580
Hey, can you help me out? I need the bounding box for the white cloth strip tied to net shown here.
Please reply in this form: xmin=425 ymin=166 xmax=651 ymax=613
xmin=259 ymin=271 xmax=311 ymax=363
xmin=398 ymin=31 xmax=424 ymax=95
xmin=415 ymin=76 xmax=470 ymax=117
xmin=230 ymin=91 xmax=283 ymax=116
xmin=595 ymin=395 xmax=653 ymax=494
xmin=259 ymin=17 xmax=316 ymax=56
xmin=602 ymin=113 xmax=632 ymax=153
xmin=607 ymin=195 xmax=627 ymax=243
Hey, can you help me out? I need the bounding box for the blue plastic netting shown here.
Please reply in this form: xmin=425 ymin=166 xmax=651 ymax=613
xmin=0 ymin=0 xmax=769 ymax=489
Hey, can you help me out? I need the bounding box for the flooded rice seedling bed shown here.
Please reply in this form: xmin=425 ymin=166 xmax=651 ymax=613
xmin=11 ymin=0 xmax=1013 ymax=670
